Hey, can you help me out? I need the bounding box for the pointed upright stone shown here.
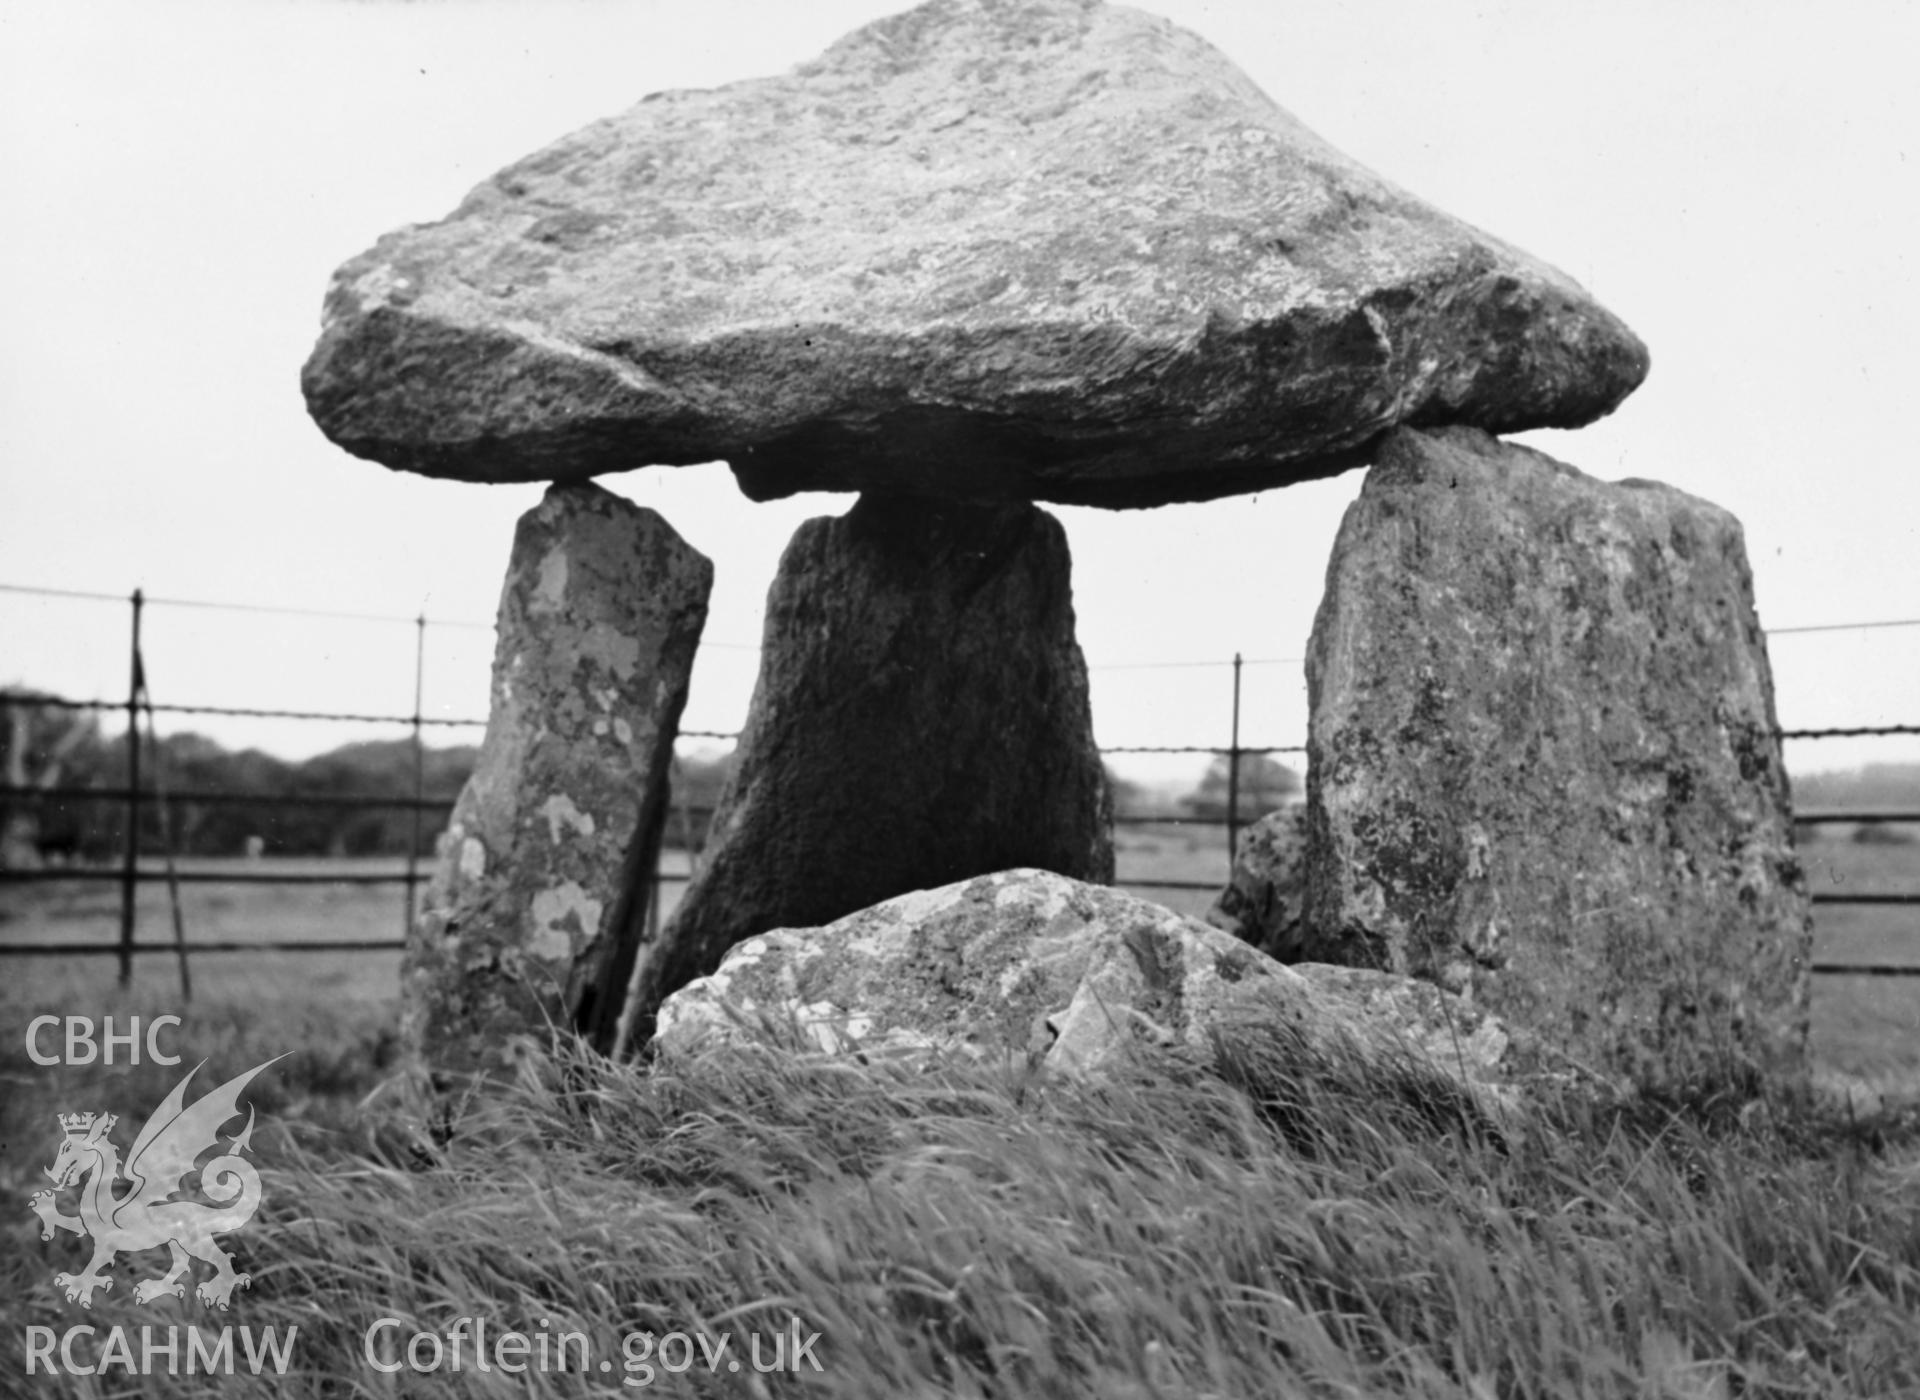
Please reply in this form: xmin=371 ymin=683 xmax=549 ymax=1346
xmin=625 ymin=493 xmax=1113 ymax=1041
xmin=1208 ymin=805 xmax=1312 ymax=962
xmin=301 ymin=0 xmax=1646 ymax=507
xmin=1302 ymin=426 xmax=1811 ymax=1098
xmin=405 ymin=484 xmax=711 ymax=1079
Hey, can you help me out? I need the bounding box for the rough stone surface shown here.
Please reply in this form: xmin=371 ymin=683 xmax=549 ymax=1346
xmin=301 ymin=0 xmax=1646 ymax=508
xmin=626 ymin=494 xmax=1112 ymax=1041
xmin=404 ymin=484 xmax=711 ymax=1078
xmin=1302 ymin=425 xmax=1811 ymax=1097
xmin=1207 ymin=804 xmax=1311 ymax=959
xmin=653 ymin=868 xmax=1520 ymax=1105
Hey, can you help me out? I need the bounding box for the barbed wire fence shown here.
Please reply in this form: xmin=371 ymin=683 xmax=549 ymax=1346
xmin=1 ymin=580 xmax=1916 ymax=992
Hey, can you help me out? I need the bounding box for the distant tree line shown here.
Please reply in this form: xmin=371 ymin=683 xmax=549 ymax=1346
xmin=0 ymin=691 xmax=740 ymax=866
xmin=3 ymin=686 xmax=1313 ymax=867
xmin=1792 ymin=763 xmax=1920 ymax=845
xmin=1794 ymin=763 xmax=1920 ymax=811
xmin=1 ymin=686 xmax=479 ymax=865
xmin=1177 ymin=752 xmax=1301 ymax=820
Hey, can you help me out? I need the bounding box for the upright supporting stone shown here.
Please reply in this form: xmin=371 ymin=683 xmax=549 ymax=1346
xmin=1303 ymin=426 xmax=1810 ymax=1097
xmin=405 ymin=484 xmax=711 ymax=1078
xmin=1207 ymin=805 xmax=1312 ymax=962
xmin=627 ymin=492 xmax=1113 ymax=1041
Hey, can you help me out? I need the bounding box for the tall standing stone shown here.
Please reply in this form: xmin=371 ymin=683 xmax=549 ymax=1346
xmin=405 ymin=484 xmax=711 ymax=1078
xmin=1303 ymin=426 xmax=1810 ymax=1097
xmin=625 ymin=493 xmax=1113 ymax=1041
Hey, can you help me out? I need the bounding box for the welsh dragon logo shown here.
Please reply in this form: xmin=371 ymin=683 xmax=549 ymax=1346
xmin=28 ymin=1056 xmax=284 ymax=1310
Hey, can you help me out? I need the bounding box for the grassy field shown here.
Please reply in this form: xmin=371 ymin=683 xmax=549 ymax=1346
xmin=3 ymin=829 xmax=1918 ymax=1395
xmin=3 ymin=990 xmax=1919 ymax=1396
xmin=3 ymin=827 xmax=1916 ymax=1093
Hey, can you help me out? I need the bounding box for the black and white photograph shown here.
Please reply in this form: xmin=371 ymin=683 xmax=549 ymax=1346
xmin=4 ymin=0 xmax=1918 ymax=1392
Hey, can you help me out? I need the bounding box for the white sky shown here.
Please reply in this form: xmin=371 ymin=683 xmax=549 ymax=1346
xmin=1 ymin=0 xmax=1915 ymax=791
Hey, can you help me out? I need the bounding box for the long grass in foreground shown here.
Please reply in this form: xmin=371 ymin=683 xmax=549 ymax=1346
xmin=5 ymin=1013 xmax=1920 ymax=1398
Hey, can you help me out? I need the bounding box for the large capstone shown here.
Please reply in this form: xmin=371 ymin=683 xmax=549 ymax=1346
xmin=625 ymin=493 xmax=1113 ymax=1041
xmin=405 ymin=484 xmax=711 ymax=1078
xmin=1302 ymin=425 xmax=1811 ymax=1098
xmin=301 ymin=0 xmax=1646 ymax=508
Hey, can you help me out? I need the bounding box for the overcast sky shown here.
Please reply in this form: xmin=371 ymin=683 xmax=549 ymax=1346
xmin=1 ymin=0 xmax=1915 ymax=788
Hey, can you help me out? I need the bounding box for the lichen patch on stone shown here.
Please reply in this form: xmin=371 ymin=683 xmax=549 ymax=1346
xmin=533 ymin=547 xmax=569 ymax=612
xmin=578 ymin=622 xmax=644 ymax=682
xmin=529 ymin=881 xmax=603 ymax=962
xmin=540 ymin=793 xmax=597 ymax=844
xmin=347 ymin=263 xmax=412 ymax=314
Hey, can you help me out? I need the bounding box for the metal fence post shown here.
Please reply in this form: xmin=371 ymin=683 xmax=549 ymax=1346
xmin=403 ymin=612 xmax=426 ymax=941
xmin=118 ymin=588 xmax=144 ymax=988
xmin=1225 ymin=651 xmax=1243 ymax=879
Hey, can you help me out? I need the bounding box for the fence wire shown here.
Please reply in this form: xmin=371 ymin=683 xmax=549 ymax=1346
xmin=2 ymin=581 xmax=1916 ymax=979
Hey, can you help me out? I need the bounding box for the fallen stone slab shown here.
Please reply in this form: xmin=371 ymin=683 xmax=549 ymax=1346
xmin=405 ymin=483 xmax=711 ymax=1078
xmin=1303 ymin=426 xmax=1812 ymax=1099
xmin=302 ymin=0 xmax=1646 ymax=508
xmin=623 ymin=494 xmax=1113 ymax=1044
xmin=652 ymin=869 xmax=1526 ymax=1113
xmin=1207 ymin=804 xmax=1312 ymax=960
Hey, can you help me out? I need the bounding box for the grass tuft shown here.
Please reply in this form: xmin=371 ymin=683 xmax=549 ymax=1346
xmin=5 ymin=1001 xmax=1920 ymax=1396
